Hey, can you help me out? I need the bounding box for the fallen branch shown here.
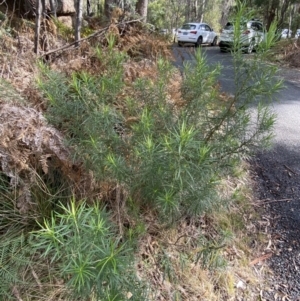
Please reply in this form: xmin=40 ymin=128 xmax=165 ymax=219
xmin=250 ymin=252 xmax=272 ymax=265
xmin=283 ymin=164 xmax=298 ymax=175
xmin=259 ymin=198 xmax=292 ymax=204
xmin=40 ymin=18 xmax=144 ymax=58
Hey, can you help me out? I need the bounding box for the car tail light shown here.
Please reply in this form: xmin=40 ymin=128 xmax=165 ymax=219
xmin=243 ymin=30 xmax=250 ymax=34
xmin=190 ymin=30 xmax=197 ymax=34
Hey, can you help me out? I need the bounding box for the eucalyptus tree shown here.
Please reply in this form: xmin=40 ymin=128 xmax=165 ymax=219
xmin=34 ymin=0 xmax=41 ymax=54
xmin=167 ymin=0 xmax=186 ymax=29
xmin=136 ymin=0 xmax=148 ymax=18
xmin=149 ymin=0 xmax=232 ymax=32
xmin=250 ymin=0 xmax=300 ymax=30
xmin=220 ymin=0 xmax=235 ymax=26
xmin=49 ymin=0 xmax=57 ymax=17
xmin=75 ymin=0 xmax=83 ymax=46
xmin=278 ymin=0 xmax=300 ymax=30
xmin=34 ymin=0 xmax=46 ymax=54
xmin=87 ymin=0 xmax=91 ymax=15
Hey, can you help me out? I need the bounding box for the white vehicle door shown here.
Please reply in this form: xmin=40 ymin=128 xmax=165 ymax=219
xmin=199 ymin=24 xmax=209 ymax=43
xmin=204 ymin=25 xmax=214 ymax=43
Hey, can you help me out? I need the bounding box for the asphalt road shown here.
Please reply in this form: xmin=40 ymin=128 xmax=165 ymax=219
xmin=173 ymin=45 xmax=300 ymax=151
xmin=172 ymin=45 xmax=300 ymax=300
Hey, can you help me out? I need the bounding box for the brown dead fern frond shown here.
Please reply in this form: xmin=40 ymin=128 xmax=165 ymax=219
xmin=0 ymin=29 xmax=37 ymax=94
xmin=166 ymin=70 xmax=185 ymax=108
xmin=0 ymin=102 xmax=77 ymax=213
xmin=123 ymin=59 xmax=158 ymax=83
xmin=120 ymin=29 xmax=172 ymax=60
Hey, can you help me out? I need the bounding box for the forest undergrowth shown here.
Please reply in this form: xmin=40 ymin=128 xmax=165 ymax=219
xmin=0 ymin=5 xmax=287 ymax=301
xmin=266 ymin=38 xmax=300 ymax=69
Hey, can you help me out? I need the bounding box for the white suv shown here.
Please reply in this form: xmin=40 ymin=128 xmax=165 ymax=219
xmin=219 ymin=20 xmax=265 ymax=53
xmin=281 ymin=28 xmax=292 ymax=39
xmin=177 ymin=23 xmax=218 ymax=47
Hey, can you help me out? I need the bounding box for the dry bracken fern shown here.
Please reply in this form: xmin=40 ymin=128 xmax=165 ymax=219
xmin=0 ymin=102 xmax=72 ymax=213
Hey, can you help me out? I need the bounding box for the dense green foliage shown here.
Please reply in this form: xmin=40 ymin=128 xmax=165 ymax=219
xmin=37 ymin=36 xmax=279 ymax=224
xmin=0 ymin=234 xmax=28 ymax=299
xmin=32 ymin=200 xmax=146 ymax=300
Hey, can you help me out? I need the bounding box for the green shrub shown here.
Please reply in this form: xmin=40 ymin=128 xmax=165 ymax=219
xmin=0 ymin=234 xmax=29 ymax=300
xmin=37 ymin=30 xmax=281 ymax=222
xmin=31 ymin=200 xmax=146 ymax=300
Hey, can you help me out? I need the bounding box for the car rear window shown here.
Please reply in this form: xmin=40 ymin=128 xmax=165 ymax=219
xmin=182 ymin=24 xmax=196 ymax=30
xmin=223 ymin=22 xmax=249 ymax=30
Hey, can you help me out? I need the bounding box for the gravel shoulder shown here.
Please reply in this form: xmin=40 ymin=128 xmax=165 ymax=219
xmin=250 ymin=149 xmax=300 ymax=301
xmin=250 ymin=66 xmax=300 ymax=301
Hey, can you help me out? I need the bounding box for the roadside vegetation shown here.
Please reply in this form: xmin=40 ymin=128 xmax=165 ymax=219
xmin=0 ymin=1 xmax=293 ymax=300
xmin=266 ymin=38 xmax=300 ymax=68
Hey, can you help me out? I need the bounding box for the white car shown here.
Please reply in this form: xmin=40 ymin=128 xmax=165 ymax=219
xmin=295 ymin=29 xmax=300 ymax=39
xmin=219 ymin=20 xmax=265 ymax=53
xmin=281 ymin=29 xmax=292 ymax=39
xmin=159 ymin=29 xmax=168 ymax=35
xmin=177 ymin=23 xmax=218 ymax=47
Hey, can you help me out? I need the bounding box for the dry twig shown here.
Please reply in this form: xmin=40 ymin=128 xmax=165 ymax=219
xmin=40 ymin=18 xmax=143 ymax=58
xmin=259 ymin=198 xmax=292 ymax=204
xmin=250 ymin=253 xmax=272 ymax=265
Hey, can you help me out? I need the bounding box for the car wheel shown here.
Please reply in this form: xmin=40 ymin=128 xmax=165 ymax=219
xmin=247 ymin=40 xmax=255 ymax=54
xmin=211 ymin=37 xmax=218 ymax=46
xmin=196 ymin=36 xmax=203 ymax=47
xmin=178 ymin=42 xmax=183 ymax=47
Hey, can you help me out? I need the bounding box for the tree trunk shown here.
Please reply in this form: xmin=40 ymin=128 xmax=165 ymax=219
xmin=136 ymin=0 xmax=148 ymax=20
xmin=34 ymin=0 xmax=42 ymax=54
xmin=75 ymin=0 xmax=83 ymax=47
xmin=105 ymin=0 xmax=115 ymax=19
xmin=198 ymin=0 xmax=206 ymax=22
xmin=169 ymin=0 xmax=185 ymax=31
xmin=191 ymin=0 xmax=198 ymax=21
xmin=34 ymin=0 xmax=47 ymax=53
xmin=278 ymin=0 xmax=291 ymax=29
xmin=266 ymin=0 xmax=279 ymax=30
xmin=49 ymin=0 xmax=57 ymax=17
xmin=219 ymin=0 xmax=234 ymax=26
xmin=185 ymin=0 xmax=191 ymax=22
xmin=87 ymin=0 xmax=91 ymax=16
